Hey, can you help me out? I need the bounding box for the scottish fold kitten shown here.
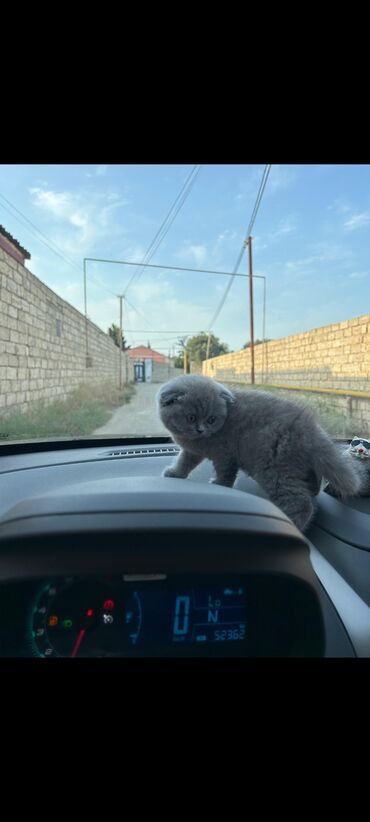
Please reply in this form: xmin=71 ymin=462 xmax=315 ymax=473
xmin=326 ymin=436 xmax=370 ymax=497
xmin=157 ymin=375 xmax=361 ymax=532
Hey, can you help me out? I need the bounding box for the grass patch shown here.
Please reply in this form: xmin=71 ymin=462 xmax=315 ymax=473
xmin=0 ymin=381 xmax=136 ymax=441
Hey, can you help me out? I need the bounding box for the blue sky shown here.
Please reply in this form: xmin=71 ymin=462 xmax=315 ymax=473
xmin=0 ymin=163 xmax=369 ymax=354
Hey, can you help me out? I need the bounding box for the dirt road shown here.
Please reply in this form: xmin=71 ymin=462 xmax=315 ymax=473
xmin=93 ymin=383 xmax=168 ymax=437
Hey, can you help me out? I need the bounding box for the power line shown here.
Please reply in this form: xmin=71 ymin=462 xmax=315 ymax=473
xmin=207 ymin=164 xmax=272 ymax=332
xmin=83 ymin=165 xmax=202 ymax=336
xmin=130 ymin=166 xmax=202 ymax=287
xmin=123 ymin=296 xmax=156 ymax=331
xmin=0 ymin=193 xmax=82 ymax=273
xmin=86 ymin=273 xmax=156 ymax=331
xmin=129 ymin=165 xmax=201 ymax=281
xmin=122 ymin=165 xmax=201 ymax=294
xmin=83 ymin=272 xmax=156 ymax=342
xmin=245 ymin=164 xmax=271 ymax=238
xmin=88 ymin=273 xmax=118 ymax=297
xmin=122 ymin=164 xmax=202 ymax=296
xmin=0 ymin=183 xmax=198 ymax=344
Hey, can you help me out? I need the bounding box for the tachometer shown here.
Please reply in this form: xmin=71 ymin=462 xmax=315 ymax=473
xmin=29 ymin=577 xmax=140 ymax=658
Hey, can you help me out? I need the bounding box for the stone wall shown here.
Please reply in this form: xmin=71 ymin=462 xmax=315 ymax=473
xmin=202 ymin=314 xmax=370 ymax=436
xmin=151 ymin=362 xmax=182 ymax=383
xmin=203 ymin=314 xmax=370 ymax=392
xmin=0 ymin=245 xmax=133 ymax=414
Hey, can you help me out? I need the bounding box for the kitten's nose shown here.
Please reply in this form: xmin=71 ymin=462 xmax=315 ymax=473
xmin=358 ymin=447 xmax=364 ymax=453
xmin=196 ymin=427 xmax=205 ymax=434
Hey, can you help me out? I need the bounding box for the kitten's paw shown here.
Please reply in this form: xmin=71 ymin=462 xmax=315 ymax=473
xmin=209 ymin=477 xmax=234 ymax=487
xmin=162 ymin=466 xmax=181 ymax=478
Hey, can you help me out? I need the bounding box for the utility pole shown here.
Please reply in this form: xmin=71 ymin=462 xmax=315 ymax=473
xmin=248 ymin=236 xmax=255 ymax=385
xmin=119 ymin=294 xmax=124 ymax=389
xmin=206 ymin=332 xmax=211 ymax=362
xmin=262 ymin=275 xmax=266 ymax=383
xmin=83 ymin=258 xmax=88 ymax=361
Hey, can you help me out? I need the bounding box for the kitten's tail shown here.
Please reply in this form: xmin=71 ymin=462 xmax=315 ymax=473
xmin=313 ymin=430 xmax=361 ymax=498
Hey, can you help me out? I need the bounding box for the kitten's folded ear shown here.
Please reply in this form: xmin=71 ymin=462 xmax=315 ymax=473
xmin=158 ymin=388 xmax=185 ymax=407
xmin=218 ymin=385 xmax=235 ymax=404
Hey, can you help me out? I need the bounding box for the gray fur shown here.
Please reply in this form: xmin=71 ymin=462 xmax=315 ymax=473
xmin=157 ymin=374 xmax=361 ymax=532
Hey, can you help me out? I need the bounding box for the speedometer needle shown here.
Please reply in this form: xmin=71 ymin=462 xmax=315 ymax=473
xmin=71 ymin=629 xmax=86 ymax=658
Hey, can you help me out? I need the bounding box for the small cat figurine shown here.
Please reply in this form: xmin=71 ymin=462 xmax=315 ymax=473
xmin=157 ymin=375 xmax=361 ymax=532
xmin=326 ymin=436 xmax=370 ymax=497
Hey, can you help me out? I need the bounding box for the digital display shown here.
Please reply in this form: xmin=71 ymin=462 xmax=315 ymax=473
xmin=128 ymin=587 xmax=246 ymax=647
xmin=30 ymin=578 xmax=247 ymax=657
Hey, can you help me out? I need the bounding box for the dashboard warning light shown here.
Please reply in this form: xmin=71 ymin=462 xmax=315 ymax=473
xmin=48 ymin=615 xmax=58 ymax=627
xmin=103 ymin=599 xmax=115 ymax=610
xmin=86 ymin=608 xmax=94 ymax=617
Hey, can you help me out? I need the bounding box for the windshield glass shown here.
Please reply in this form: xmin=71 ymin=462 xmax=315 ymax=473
xmin=0 ymin=163 xmax=369 ymax=444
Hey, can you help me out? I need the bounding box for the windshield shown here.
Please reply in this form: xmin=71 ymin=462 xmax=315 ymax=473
xmin=0 ymin=163 xmax=369 ymax=445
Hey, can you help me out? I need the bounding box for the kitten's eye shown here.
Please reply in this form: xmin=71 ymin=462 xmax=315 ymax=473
xmin=207 ymin=416 xmax=216 ymax=424
xmin=187 ymin=414 xmax=196 ymax=423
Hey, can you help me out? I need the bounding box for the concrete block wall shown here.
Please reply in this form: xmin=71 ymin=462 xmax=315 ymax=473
xmin=202 ymin=315 xmax=370 ymax=436
xmin=203 ymin=314 xmax=370 ymax=391
xmin=0 ymin=245 xmax=133 ymax=414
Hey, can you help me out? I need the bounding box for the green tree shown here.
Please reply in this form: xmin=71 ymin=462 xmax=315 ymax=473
xmin=242 ymin=338 xmax=271 ymax=348
xmin=108 ymin=324 xmax=131 ymax=350
xmin=179 ymin=332 xmax=230 ymax=364
xmin=174 ymin=353 xmax=184 ymax=369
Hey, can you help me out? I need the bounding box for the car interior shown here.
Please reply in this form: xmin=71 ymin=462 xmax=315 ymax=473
xmin=0 ymin=436 xmax=369 ymax=658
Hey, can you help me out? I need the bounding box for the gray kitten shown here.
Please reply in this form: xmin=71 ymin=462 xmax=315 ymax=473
xmin=157 ymin=374 xmax=361 ymax=532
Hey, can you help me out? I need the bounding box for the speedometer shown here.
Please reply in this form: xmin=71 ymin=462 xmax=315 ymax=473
xmin=29 ymin=577 xmax=141 ymax=658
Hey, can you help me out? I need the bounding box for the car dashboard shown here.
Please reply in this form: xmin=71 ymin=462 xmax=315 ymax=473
xmin=0 ymin=439 xmax=369 ymax=658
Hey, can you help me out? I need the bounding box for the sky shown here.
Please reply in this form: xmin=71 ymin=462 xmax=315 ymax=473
xmin=0 ymin=163 xmax=369 ymax=355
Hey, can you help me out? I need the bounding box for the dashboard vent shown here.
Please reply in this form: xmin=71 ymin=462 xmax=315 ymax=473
xmin=103 ymin=445 xmax=180 ymax=459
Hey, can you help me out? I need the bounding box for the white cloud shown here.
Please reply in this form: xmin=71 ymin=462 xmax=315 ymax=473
xmin=252 ymin=236 xmax=268 ymax=252
xmin=349 ymin=271 xmax=369 ymax=280
xmin=327 ymin=198 xmax=352 ymax=215
xmin=250 ymin=218 xmax=296 ymax=251
xmin=176 ymin=231 xmax=246 ymax=275
xmin=234 ymin=166 xmax=266 ymax=203
xmin=268 ymin=216 xmax=296 ymax=241
xmin=175 ymin=243 xmax=207 ymax=266
xmin=30 ymin=187 xmax=76 ymax=219
xmin=284 ymin=243 xmax=355 ymax=274
xmin=28 ymin=183 xmax=131 ymax=258
xmin=267 ymin=164 xmax=297 ymax=193
xmin=235 ymin=165 xmax=296 ymax=207
xmin=88 ymin=287 xmax=213 ymax=344
xmin=130 ymin=279 xmax=175 ymax=303
xmin=344 ymin=212 xmax=370 ymax=231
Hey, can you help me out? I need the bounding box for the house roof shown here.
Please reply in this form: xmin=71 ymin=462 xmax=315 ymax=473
xmin=0 ymin=225 xmax=31 ymax=260
xmin=127 ymin=345 xmax=167 ymax=362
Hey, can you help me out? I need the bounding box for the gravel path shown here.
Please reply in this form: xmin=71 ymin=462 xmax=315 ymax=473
xmin=92 ymin=383 xmax=168 ymax=437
